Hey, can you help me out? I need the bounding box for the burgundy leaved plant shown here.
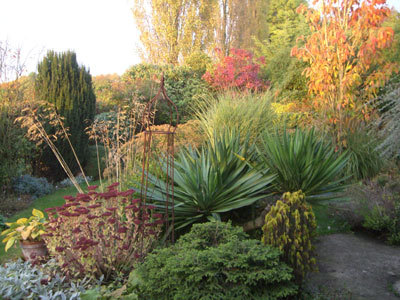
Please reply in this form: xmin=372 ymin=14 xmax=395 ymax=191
xmin=43 ymin=183 xmax=162 ymax=281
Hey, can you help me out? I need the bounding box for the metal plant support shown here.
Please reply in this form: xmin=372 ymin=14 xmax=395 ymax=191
xmin=140 ymin=75 xmax=178 ymax=243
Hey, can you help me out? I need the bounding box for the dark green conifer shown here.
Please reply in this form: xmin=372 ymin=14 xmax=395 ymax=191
xmin=35 ymin=51 xmax=96 ymax=180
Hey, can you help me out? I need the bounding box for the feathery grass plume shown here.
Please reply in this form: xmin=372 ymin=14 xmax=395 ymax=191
xmin=194 ymin=91 xmax=277 ymax=144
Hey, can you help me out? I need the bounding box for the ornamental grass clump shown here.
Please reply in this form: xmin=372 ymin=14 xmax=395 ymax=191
xmin=44 ymin=183 xmax=162 ymax=281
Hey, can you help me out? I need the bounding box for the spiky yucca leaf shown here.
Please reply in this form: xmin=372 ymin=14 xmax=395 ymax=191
xmin=142 ymin=130 xmax=275 ymax=229
xmin=258 ymin=128 xmax=349 ymax=202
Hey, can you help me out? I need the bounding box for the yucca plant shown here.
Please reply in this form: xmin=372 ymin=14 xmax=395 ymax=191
xmin=257 ymin=128 xmax=349 ymax=202
xmin=141 ymin=130 xmax=275 ymax=229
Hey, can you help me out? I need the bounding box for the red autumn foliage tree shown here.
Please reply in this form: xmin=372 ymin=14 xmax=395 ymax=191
xmin=291 ymin=0 xmax=397 ymax=139
xmin=203 ymin=48 xmax=269 ymax=91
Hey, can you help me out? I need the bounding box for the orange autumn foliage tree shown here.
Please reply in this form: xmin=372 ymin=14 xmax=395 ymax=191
xmin=291 ymin=0 xmax=397 ymax=141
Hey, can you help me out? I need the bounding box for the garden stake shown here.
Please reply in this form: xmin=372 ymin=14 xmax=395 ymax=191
xmin=140 ymin=75 xmax=178 ymax=249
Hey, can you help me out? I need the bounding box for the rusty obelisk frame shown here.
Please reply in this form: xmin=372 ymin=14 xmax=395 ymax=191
xmin=140 ymin=75 xmax=178 ymax=243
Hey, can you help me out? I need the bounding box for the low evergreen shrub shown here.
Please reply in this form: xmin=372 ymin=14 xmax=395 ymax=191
xmin=12 ymin=175 xmax=53 ymax=199
xmin=132 ymin=221 xmax=297 ymax=300
xmin=58 ymin=175 xmax=93 ymax=188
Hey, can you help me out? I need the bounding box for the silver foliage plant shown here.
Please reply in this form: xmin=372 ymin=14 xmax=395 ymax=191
xmin=375 ymin=81 xmax=400 ymax=159
xmin=0 ymin=259 xmax=96 ymax=300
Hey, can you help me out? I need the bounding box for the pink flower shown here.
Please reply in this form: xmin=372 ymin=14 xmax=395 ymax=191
xmin=75 ymin=207 xmax=89 ymax=214
xmin=59 ymin=211 xmax=72 ymax=217
xmin=145 ymin=204 xmax=156 ymax=210
xmin=88 ymin=185 xmax=98 ymax=191
xmin=117 ymin=227 xmax=128 ymax=233
xmin=153 ymin=213 xmax=163 ymax=219
xmin=107 ymin=182 xmax=119 ymax=191
xmin=102 ymin=212 xmax=112 ymax=217
xmin=87 ymin=204 xmax=101 ymax=209
xmin=118 ymin=189 xmax=134 ymax=197
xmin=44 ymin=207 xmax=56 ymax=212
xmin=63 ymin=195 xmax=75 ymax=201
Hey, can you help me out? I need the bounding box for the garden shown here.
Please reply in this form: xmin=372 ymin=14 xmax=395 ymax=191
xmin=1 ymin=0 xmax=400 ymax=299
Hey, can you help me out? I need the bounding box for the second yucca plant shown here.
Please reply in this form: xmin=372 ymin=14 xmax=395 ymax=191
xmin=257 ymin=128 xmax=349 ymax=201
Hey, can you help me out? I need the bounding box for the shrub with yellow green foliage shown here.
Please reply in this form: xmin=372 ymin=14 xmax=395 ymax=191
xmin=262 ymin=191 xmax=317 ymax=284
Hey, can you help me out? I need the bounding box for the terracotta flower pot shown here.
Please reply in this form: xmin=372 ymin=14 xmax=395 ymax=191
xmin=20 ymin=240 xmax=48 ymax=261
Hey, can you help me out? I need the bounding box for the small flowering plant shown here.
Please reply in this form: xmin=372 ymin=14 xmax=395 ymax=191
xmin=43 ymin=183 xmax=163 ymax=281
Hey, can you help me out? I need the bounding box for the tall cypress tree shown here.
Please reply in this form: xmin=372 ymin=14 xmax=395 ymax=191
xmin=35 ymin=51 xmax=96 ymax=180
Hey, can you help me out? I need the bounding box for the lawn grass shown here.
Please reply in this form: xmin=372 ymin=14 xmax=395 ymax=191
xmin=312 ymin=203 xmax=352 ymax=236
xmin=0 ymin=184 xmax=93 ymax=264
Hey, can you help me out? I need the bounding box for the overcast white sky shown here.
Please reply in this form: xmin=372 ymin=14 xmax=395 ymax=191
xmin=0 ymin=0 xmax=141 ymax=76
xmin=1 ymin=0 xmax=399 ymax=76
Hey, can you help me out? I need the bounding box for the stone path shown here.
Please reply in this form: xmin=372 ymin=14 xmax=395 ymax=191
xmin=305 ymin=233 xmax=400 ymax=299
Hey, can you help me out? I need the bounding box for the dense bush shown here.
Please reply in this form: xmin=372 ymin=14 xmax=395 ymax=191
xmin=203 ymin=48 xmax=269 ymax=91
xmin=261 ymin=47 xmax=308 ymax=102
xmin=58 ymin=175 xmax=93 ymax=188
xmin=0 ymin=103 xmax=34 ymax=190
xmin=44 ymin=183 xmax=162 ymax=281
xmin=132 ymin=221 xmax=297 ymax=300
xmin=257 ymin=128 xmax=349 ymax=201
xmin=262 ymin=191 xmax=317 ymax=283
xmin=85 ymin=145 xmax=106 ymax=180
xmin=0 ymin=214 xmax=6 ymax=231
xmin=12 ymin=175 xmax=53 ymax=199
xmin=195 ymin=92 xmax=277 ymax=143
xmin=0 ymin=259 xmax=95 ymax=300
xmin=363 ymin=203 xmax=400 ymax=245
xmin=123 ymin=64 xmax=211 ymax=123
xmin=183 ymin=51 xmax=212 ymax=75
xmin=345 ymin=175 xmax=400 ymax=245
xmin=142 ymin=129 xmax=274 ymax=230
